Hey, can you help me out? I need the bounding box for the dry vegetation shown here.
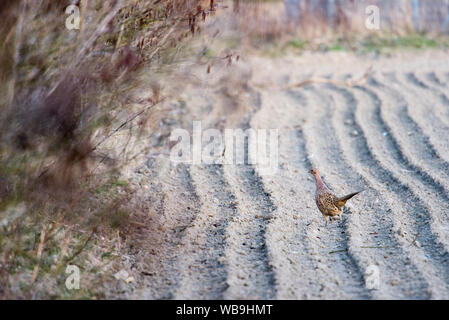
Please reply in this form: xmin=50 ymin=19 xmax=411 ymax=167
xmin=0 ymin=0 xmax=217 ymax=299
xmin=228 ymin=0 xmax=449 ymax=54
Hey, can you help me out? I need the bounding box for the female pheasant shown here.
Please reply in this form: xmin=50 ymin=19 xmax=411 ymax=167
xmin=310 ymin=168 xmax=362 ymax=226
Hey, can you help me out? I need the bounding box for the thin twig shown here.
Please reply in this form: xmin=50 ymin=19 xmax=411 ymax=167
xmin=360 ymin=245 xmax=395 ymax=249
xmin=329 ymin=249 xmax=348 ymax=254
xmin=47 ymin=0 xmax=126 ymax=97
xmin=408 ymin=231 xmax=421 ymax=247
xmin=8 ymin=0 xmax=27 ymax=107
xmin=38 ymin=99 xmax=162 ymax=179
xmin=31 ymin=224 xmax=47 ymax=284
xmin=253 ymin=66 xmax=373 ymax=90
xmin=91 ymin=100 xmax=161 ymax=152
xmin=146 ymin=22 xmax=180 ymax=61
xmin=64 ymin=228 xmax=96 ymax=264
xmin=57 ymin=227 xmax=72 ymax=266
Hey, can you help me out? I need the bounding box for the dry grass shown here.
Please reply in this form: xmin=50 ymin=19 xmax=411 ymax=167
xmin=226 ymin=0 xmax=449 ymax=51
xmin=0 ymin=0 xmax=217 ymax=299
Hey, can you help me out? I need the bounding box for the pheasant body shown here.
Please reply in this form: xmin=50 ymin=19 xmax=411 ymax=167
xmin=315 ymin=190 xmax=341 ymax=218
xmin=310 ymin=168 xmax=362 ymax=225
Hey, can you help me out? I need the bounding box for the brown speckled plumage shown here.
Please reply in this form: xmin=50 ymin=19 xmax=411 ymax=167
xmin=310 ymin=168 xmax=362 ymax=225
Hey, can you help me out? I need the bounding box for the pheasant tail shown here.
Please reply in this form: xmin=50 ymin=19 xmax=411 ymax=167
xmin=336 ymin=190 xmax=363 ymax=208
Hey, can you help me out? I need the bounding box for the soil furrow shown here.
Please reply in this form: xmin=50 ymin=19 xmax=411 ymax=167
xmin=355 ymin=83 xmax=449 ymax=207
xmin=244 ymin=88 xmax=329 ymax=299
xmin=425 ymin=72 xmax=447 ymax=88
xmin=123 ymin=51 xmax=449 ymax=300
xmin=174 ymin=85 xmax=278 ymax=299
xmin=287 ymin=87 xmax=370 ymax=299
xmin=367 ymin=76 xmax=448 ymax=169
xmin=129 ymin=159 xmax=202 ymax=299
xmin=308 ymin=85 xmax=431 ymax=299
xmin=219 ymin=87 xmax=278 ymax=299
xmin=221 ymin=163 xmax=277 ymax=299
xmin=328 ymin=85 xmax=449 ymax=299
xmin=385 ymin=72 xmax=449 ymax=159
xmin=406 ymin=72 xmax=449 ymax=126
xmin=173 ymin=164 xmax=237 ymax=299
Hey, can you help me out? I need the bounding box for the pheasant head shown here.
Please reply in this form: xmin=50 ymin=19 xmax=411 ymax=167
xmin=310 ymin=168 xmax=328 ymax=192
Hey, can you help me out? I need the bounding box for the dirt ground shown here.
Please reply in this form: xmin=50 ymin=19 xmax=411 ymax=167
xmin=116 ymin=49 xmax=449 ymax=299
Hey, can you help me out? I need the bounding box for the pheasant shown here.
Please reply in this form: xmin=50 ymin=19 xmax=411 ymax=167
xmin=310 ymin=168 xmax=362 ymax=226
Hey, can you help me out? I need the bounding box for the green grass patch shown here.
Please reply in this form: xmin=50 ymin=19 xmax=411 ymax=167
xmin=359 ymin=34 xmax=442 ymax=53
xmin=95 ymin=176 xmax=129 ymax=194
xmin=285 ymin=38 xmax=307 ymax=50
xmin=269 ymin=33 xmax=449 ymax=57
